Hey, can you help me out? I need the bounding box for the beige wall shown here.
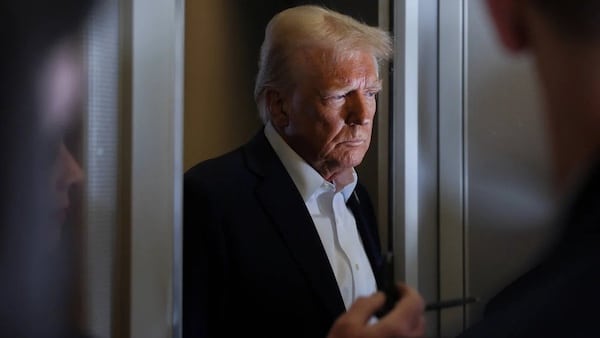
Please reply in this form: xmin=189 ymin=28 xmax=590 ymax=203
xmin=184 ymin=0 xmax=261 ymax=170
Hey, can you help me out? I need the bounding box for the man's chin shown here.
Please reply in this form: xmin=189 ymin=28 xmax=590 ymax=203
xmin=333 ymin=154 xmax=366 ymax=171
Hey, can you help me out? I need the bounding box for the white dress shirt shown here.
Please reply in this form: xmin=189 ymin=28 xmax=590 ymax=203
xmin=264 ymin=122 xmax=377 ymax=310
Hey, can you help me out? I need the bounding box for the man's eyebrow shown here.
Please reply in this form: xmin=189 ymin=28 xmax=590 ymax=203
xmin=367 ymin=80 xmax=383 ymax=90
xmin=364 ymin=80 xmax=383 ymax=91
xmin=328 ymin=79 xmax=383 ymax=92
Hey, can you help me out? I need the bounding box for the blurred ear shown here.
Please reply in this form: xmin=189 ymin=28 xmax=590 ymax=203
xmin=486 ymin=0 xmax=529 ymax=52
xmin=265 ymin=89 xmax=289 ymax=130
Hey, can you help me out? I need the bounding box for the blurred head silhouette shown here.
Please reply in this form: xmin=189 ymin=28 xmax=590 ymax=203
xmin=486 ymin=0 xmax=600 ymax=190
xmin=0 ymin=1 xmax=95 ymax=337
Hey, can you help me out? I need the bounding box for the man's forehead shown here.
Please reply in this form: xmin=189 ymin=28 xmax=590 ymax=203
xmin=297 ymin=46 xmax=374 ymax=63
xmin=294 ymin=47 xmax=378 ymax=77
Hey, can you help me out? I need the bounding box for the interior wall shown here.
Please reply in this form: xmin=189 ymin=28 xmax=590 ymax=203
xmin=464 ymin=0 xmax=559 ymax=326
xmin=382 ymin=0 xmax=559 ymax=334
xmin=184 ymin=0 xmax=260 ymax=170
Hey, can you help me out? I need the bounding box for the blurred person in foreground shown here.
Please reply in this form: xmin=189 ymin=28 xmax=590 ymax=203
xmin=458 ymin=0 xmax=600 ymax=337
xmin=183 ymin=4 xmax=424 ymax=338
xmin=0 ymin=1 xmax=93 ymax=337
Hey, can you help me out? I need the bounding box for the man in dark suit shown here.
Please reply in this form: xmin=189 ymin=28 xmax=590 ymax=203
xmin=183 ymin=5 xmax=424 ymax=338
xmin=459 ymin=0 xmax=600 ymax=337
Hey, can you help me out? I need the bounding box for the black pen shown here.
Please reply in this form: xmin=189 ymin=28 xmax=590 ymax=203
xmin=425 ymin=296 xmax=480 ymax=312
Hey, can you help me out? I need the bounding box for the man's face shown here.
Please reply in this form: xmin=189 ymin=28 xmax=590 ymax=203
xmin=38 ymin=41 xmax=85 ymax=238
xmin=279 ymin=49 xmax=381 ymax=180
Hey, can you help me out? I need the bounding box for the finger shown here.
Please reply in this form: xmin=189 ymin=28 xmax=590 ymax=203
xmin=344 ymin=292 xmax=386 ymax=323
xmin=395 ymin=283 xmax=425 ymax=313
xmin=403 ymin=313 xmax=426 ymax=337
xmin=363 ymin=312 xmax=425 ymax=338
xmin=413 ymin=314 xmax=426 ymax=336
xmin=375 ymin=285 xmax=425 ymax=336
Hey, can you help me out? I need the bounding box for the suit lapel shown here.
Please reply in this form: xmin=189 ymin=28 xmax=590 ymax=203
xmin=346 ymin=189 xmax=384 ymax=286
xmin=244 ymin=131 xmax=346 ymax=317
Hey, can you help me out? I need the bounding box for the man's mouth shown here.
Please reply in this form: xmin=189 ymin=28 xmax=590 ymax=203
xmin=340 ymin=139 xmax=365 ymax=146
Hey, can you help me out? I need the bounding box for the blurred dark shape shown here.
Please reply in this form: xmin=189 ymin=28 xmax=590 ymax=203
xmin=531 ymin=0 xmax=600 ymax=39
xmin=0 ymin=1 xmax=96 ymax=337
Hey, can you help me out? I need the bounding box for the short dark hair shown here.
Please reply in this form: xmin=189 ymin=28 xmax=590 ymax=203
xmin=531 ymin=0 xmax=600 ymax=39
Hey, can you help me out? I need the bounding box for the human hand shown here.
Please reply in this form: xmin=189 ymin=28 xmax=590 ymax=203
xmin=327 ymin=283 xmax=425 ymax=338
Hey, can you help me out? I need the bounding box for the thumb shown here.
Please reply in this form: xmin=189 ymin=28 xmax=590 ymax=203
xmin=345 ymin=292 xmax=386 ymax=323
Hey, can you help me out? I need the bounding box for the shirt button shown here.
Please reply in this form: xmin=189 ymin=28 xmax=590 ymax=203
xmin=355 ymin=264 xmax=359 ymax=270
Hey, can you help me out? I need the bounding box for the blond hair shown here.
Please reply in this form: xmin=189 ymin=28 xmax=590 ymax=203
xmin=254 ymin=5 xmax=393 ymax=123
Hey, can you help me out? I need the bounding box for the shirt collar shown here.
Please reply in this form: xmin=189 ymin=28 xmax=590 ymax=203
xmin=264 ymin=122 xmax=357 ymax=203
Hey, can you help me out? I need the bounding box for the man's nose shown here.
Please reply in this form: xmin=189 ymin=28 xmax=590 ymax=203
xmin=58 ymin=144 xmax=84 ymax=188
xmin=65 ymin=151 xmax=84 ymax=186
xmin=345 ymin=93 xmax=373 ymax=126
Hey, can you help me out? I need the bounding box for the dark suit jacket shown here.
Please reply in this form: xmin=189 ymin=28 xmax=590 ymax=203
xmin=458 ymin=158 xmax=600 ymax=338
xmin=183 ymin=130 xmax=384 ymax=338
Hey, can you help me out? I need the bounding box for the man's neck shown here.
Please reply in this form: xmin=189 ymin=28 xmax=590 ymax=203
xmin=328 ymin=168 xmax=355 ymax=193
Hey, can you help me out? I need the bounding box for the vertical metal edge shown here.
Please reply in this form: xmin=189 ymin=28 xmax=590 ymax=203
xmin=392 ymin=0 xmax=420 ymax=287
xmin=130 ymin=0 xmax=179 ymax=336
xmin=115 ymin=0 xmax=132 ymax=336
xmin=172 ymin=0 xmax=185 ymax=336
xmin=417 ymin=0 xmax=441 ymax=335
xmin=391 ymin=0 xmax=405 ymax=283
xmin=377 ymin=0 xmax=391 ymax=254
xmin=405 ymin=0 xmax=420 ymax=289
xmin=462 ymin=0 xmax=470 ymax=329
xmin=438 ymin=0 xmax=465 ymax=336
xmin=84 ymin=1 xmax=121 ymax=336
xmin=387 ymin=0 xmax=396 ymax=261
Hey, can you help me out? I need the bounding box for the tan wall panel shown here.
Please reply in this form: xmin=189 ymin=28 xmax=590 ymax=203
xmin=184 ymin=0 xmax=261 ymax=170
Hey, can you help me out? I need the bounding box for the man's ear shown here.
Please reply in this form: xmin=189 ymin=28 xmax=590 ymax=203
xmin=486 ymin=0 xmax=529 ymax=52
xmin=265 ymin=89 xmax=289 ymax=129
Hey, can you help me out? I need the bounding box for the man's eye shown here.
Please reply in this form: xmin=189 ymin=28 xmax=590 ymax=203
xmin=322 ymin=94 xmax=346 ymax=103
xmin=366 ymin=90 xmax=379 ymax=98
